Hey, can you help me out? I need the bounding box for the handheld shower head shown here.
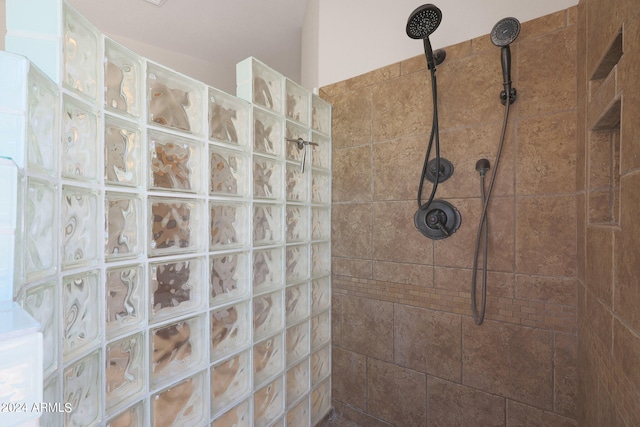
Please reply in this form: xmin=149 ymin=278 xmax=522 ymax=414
xmin=490 ymin=17 xmax=520 ymax=47
xmin=490 ymin=17 xmax=521 ymax=104
xmin=407 ymin=4 xmax=445 ymax=70
xmin=406 ymin=4 xmax=442 ymax=39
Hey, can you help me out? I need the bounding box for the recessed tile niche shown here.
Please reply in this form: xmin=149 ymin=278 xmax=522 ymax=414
xmin=587 ymin=30 xmax=622 ymax=226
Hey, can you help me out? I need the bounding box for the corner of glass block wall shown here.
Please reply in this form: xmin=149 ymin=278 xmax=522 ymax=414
xmin=311 ymin=94 xmax=332 ymax=136
xmin=0 ymin=53 xmax=60 ymax=176
xmin=236 ymin=57 xmax=285 ymax=114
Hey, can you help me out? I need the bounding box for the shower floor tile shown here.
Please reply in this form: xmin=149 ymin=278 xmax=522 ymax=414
xmin=320 ymin=414 xmax=362 ymax=427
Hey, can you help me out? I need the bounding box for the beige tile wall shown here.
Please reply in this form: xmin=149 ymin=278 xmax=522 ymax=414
xmin=321 ymin=8 xmax=582 ymax=427
xmin=577 ymin=0 xmax=640 ymax=425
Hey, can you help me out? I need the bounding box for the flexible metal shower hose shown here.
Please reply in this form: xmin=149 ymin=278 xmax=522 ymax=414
xmin=471 ymin=98 xmax=512 ymax=325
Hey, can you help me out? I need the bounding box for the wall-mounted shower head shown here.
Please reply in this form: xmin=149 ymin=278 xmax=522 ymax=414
xmin=406 ymin=4 xmax=442 ymax=39
xmin=407 ymin=4 xmax=445 ymax=70
xmin=490 ymin=17 xmax=521 ymax=103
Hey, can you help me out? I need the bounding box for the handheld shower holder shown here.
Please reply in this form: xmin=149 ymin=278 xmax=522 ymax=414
xmin=500 ymin=87 xmax=517 ymax=105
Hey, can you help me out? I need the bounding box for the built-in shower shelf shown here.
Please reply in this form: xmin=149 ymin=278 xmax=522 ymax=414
xmin=590 ymin=30 xmax=623 ymax=81
xmin=588 ymin=64 xmax=621 ymax=131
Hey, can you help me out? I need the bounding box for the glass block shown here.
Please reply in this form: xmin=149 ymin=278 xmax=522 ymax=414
xmin=253 ymin=203 xmax=282 ymax=246
xmin=237 ymin=58 xmax=283 ymax=114
xmin=210 ymin=202 xmax=249 ymax=250
xmin=254 ymin=376 xmax=284 ymax=427
xmin=104 ymin=114 xmax=142 ymax=187
xmin=211 ymin=350 xmax=251 ymax=415
xmin=311 ymin=207 xmax=330 ymax=241
xmin=254 ymin=291 xmax=284 ymax=341
xmin=286 ymin=162 xmax=309 ymax=202
xmin=106 ymin=333 xmax=145 ymax=411
xmin=147 ymin=62 xmax=204 ymax=135
xmin=150 ymin=315 xmax=205 ymax=388
xmin=210 ymin=251 xmax=250 ymax=307
xmin=210 ymin=145 xmax=249 ymax=197
xmin=285 ymin=79 xmax=310 ymax=125
xmin=63 ymin=5 xmax=98 ymax=100
xmin=105 ymin=192 xmax=143 ymax=261
xmin=286 ymin=245 xmax=309 ymax=285
xmin=254 ymin=333 xmax=284 ymax=387
xmin=211 ymin=301 xmax=251 ymax=361
xmin=286 ymin=282 xmax=310 ymax=325
xmin=62 ymin=96 xmax=98 ymax=181
xmin=254 ymin=107 xmax=283 ymax=156
xmin=254 ymin=155 xmax=283 ymax=200
xmin=287 ymin=396 xmax=310 ymax=427
xmin=20 ymin=281 xmax=57 ymax=376
xmin=62 ymin=186 xmax=99 ymax=269
xmin=311 ymin=242 xmax=331 ymax=278
xmin=212 ymin=399 xmax=250 ymax=427
xmin=311 ymin=379 xmax=331 ymax=424
xmin=63 ymin=270 xmax=101 ymax=360
xmin=311 ymin=171 xmax=331 ymax=204
xmin=311 ymin=276 xmax=331 ymax=315
xmin=27 ymin=64 xmax=58 ymax=176
xmin=152 ymin=371 xmax=207 ymax=427
xmin=287 ymin=361 xmax=310 ymax=408
xmin=149 ymin=197 xmax=202 ymax=257
xmin=150 ymin=257 xmax=205 ymax=323
xmin=105 ymin=39 xmax=142 ymax=118
xmin=285 ymin=121 xmax=308 ymax=162
xmin=286 ymin=321 xmax=310 ymax=367
xmin=63 ymin=350 xmax=101 ymax=427
xmin=149 ymin=130 xmax=203 ymax=193
xmin=311 ymin=132 xmax=330 ymax=170
xmin=22 ymin=177 xmax=56 ymax=280
xmin=42 ymin=375 xmax=60 ymax=427
xmin=107 ymin=401 xmax=145 ymax=427
xmin=286 ymin=205 xmax=309 ymax=243
xmin=208 ymin=87 xmax=250 ymax=147
xmin=311 ymin=94 xmax=331 ymax=135
xmin=311 ymin=311 xmax=331 ymax=350
xmin=106 ymin=264 xmax=144 ymax=339
xmin=311 ymin=345 xmax=330 ymax=386
xmin=253 ymin=247 xmax=283 ymax=294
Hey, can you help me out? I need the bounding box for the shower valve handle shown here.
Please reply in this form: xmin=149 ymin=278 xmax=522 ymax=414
xmin=286 ymin=138 xmax=318 ymax=172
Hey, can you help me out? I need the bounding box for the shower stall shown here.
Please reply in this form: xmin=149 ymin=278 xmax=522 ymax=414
xmin=0 ymin=0 xmax=333 ymax=426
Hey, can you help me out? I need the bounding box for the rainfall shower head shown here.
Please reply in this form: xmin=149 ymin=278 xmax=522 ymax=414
xmin=406 ymin=4 xmax=442 ymax=39
xmin=490 ymin=17 xmax=521 ymax=47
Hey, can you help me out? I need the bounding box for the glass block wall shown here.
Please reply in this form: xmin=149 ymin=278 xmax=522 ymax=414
xmin=1 ymin=1 xmax=332 ymax=426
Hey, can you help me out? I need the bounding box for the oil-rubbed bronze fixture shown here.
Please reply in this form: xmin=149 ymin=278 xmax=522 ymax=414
xmin=285 ymin=137 xmax=318 ymax=173
xmin=406 ymin=4 xmax=461 ymax=241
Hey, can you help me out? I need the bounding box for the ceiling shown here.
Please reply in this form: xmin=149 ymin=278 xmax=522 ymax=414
xmin=66 ymin=0 xmax=308 ymax=89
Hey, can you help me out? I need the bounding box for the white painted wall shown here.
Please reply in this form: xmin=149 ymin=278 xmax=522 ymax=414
xmin=303 ymin=0 xmax=579 ymax=89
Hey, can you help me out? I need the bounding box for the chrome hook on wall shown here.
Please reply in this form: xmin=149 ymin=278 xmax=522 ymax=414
xmin=286 ymin=137 xmax=318 ymax=173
